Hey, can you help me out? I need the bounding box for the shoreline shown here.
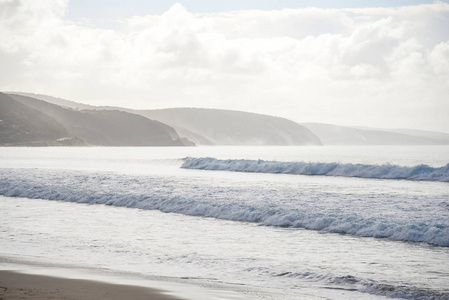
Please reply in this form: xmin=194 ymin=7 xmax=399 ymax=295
xmin=0 ymin=270 xmax=186 ymax=300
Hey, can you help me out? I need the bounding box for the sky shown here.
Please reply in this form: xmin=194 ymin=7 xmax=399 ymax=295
xmin=1 ymin=0 xmax=449 ymax=132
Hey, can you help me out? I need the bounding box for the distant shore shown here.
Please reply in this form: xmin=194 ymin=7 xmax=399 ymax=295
xmin=0 ymin=270 xmax=185 ymax=300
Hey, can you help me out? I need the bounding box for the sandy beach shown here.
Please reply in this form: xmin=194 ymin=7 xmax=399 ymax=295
xmin=0 ymin=270 xmax=185 ymax=300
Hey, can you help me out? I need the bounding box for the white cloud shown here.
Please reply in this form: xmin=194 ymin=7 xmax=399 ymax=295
xmin=1 ymin=1 xmax=449 ymax=131
xmin=429 ymin=41 xmax=449 ymax=75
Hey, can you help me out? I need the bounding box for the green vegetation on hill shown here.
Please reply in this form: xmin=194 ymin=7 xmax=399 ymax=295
xmin=0 ymin=92 xmax=85 ymax=146
xmin=9 ymin=92 xmax=323 ymax=146
xmin=8 ymin=92 xmax=448 ymax=146
xmin=1 ymin=93 xmax=192 ymax=146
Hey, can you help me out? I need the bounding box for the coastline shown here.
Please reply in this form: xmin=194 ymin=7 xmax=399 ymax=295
xmin=0 ymin=270 xmax=186 ymax=300
xmin=0 ymin=257 xmax=258 ymax=300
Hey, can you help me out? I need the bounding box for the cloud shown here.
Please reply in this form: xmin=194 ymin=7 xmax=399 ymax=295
xmin=1 ymin=1 xmax=448 ymax=131
xmin=429 ymin=41 xmax=449 ymax=75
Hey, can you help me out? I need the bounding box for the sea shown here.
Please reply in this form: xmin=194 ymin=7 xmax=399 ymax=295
xmin=0 ymin=146 xmax=448 ymax=300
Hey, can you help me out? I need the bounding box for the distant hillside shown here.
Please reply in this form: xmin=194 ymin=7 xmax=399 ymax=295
xmin=302 ymin=123 xmax=449 ymax=145
xmin=6 ymin=94 xmax=191 ymax=146
xmin=10 ymin=92 xmax=449 ymax=146
xmin=10 ymin=92 xmax=98 ymax=110
xmin=359 ymin=127 xmax=449 ymax=142
xmin=0 ymin=93 xmax=85 ymax=146
xmin=10 ymin=93 xmax=322 ymax=146
xmin=139 ymin=108 xmax=322 ymax=146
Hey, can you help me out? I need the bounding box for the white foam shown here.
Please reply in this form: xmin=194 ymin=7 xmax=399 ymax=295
xmin=182 ymin=157 xmax=449 ymax=182
xmin=1 ymin=168 xmax=448 ymax=247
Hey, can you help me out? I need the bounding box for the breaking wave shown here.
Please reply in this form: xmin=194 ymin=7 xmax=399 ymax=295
xmin=182 ymin=157 xmax=449 ymax=182
xmin=1 ymin=168 xmax=448 ymax=247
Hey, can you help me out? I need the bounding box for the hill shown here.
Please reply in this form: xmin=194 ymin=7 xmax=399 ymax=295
xmin=4 ymin=94 xmax=191 ymax=146
xmin=10 ymin=92 xmax=449 ymax=146
xmin=302 ymin=123 xmax=449 ymax=145
xmin=9 ymin=92 xmax=96 ymax=110
xmin=139 ymin=108 xmax=322 ymax=146
xmin=0 ymin=93 xmax=84 ymax=146
xmin=10 ymin=93 xmax=322 ymax=146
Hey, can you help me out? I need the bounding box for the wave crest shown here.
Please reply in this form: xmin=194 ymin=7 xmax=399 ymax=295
xmin=1 ymin=169 xmax=448 ymax=247
xmin=182 ymin=157 xmax=449 ymax=182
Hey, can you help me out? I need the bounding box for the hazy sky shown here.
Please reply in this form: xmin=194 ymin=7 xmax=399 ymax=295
xmin=1 ymin=0 xmax=449 ymax=132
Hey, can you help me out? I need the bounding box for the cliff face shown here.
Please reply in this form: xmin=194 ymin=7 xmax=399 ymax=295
xmin=2 ymin=93 xmax=191 ymax=146
xmin=138 ymin=108 xmax=322 ymax=146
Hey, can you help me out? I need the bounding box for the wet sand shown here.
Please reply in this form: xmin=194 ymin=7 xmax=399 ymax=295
xmin=0 ymin=270 xmax=185 ymax=300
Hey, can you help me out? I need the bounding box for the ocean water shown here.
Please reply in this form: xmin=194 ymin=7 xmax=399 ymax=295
xmin=0 ymin=146 xmax=448 ymax=299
